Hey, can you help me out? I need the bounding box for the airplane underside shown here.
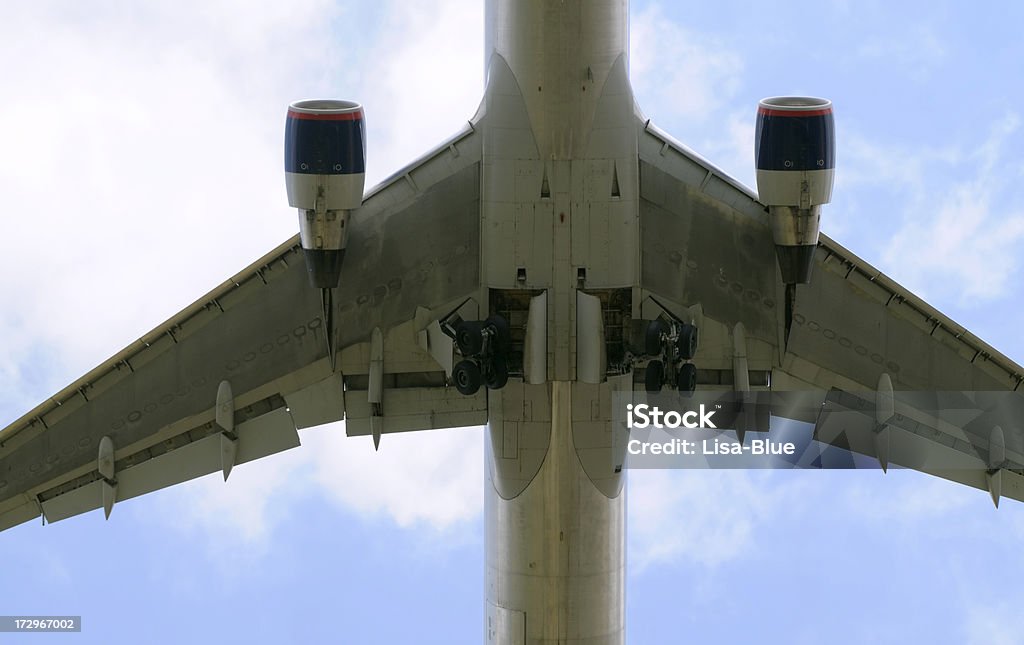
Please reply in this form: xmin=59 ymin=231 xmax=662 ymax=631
xmin=477 ymin=3 xmax=637 ymax=641
xmin=4 ymin=3 xmax=1023 ymax=645
xmin=486 ymin=381 xmax=626 ymax=644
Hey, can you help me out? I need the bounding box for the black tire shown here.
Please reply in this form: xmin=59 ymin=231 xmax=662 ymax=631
xmin=453 ymin=360 xmax=482 ymax=395
xmin=645 ymin=320 xmax=667 ymax=356
xmin=677 ymin=324 xmax=698 ymax=361
xmin=645 ymin=360 xmax=664 ymax=393
xmin=485 ymin=315 xmax=512 ymax=354
xmin=676 ymin=363 xmax=697 ymax=396
xmin=485 ymin=355 xmax=509 ymax=390
xmin=454 ymin=321 xmax=484 ymax=356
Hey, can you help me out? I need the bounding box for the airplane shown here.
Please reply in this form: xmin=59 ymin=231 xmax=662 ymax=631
xmin=2 ymin=1 xmax=1024 ymax=645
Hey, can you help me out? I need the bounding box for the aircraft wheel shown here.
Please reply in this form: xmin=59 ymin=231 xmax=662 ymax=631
xmin=677 ymin=324 xmax=698 ymax=361
xmin=676 ymin=363 xmax=697 ymax=396
xmin=453 ymin=360 xmax=482 ymax=395
xmin=645 ymin=320 xmax=668 ymax=356
xmin=645 ymin=359 xmax=664 ymax=393
xmin=455 ymin=321 xmax=484 ymax=356
xmin=485 ymin=356 xmax=509 ymax=390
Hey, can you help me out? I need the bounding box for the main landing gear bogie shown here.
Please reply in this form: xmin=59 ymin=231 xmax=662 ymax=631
xmin=644 ymin=318 xmax=699 ymax=395
xmin=449 ymin=315 xmax=511 ymax=396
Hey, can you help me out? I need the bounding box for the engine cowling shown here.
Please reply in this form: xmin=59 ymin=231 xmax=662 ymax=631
xmin=284 ymin=99 xmax=366 ymax=288
xmin=755 ymin=96 xmax=834 ymax=284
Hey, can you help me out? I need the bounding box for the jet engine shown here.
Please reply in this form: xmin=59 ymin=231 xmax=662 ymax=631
xmin=284 ymin=99 xmax=366 ymax=288
xmin=755 ymin=96 xmax=834 ymax=284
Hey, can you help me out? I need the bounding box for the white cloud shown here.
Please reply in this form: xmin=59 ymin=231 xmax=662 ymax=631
xmin=151 ymin=421 xmax=483 ymax=561
xmin=628 ymin=469 xmax=807 ymax=570
xmin=696 ymin=110 xmax=756 ymax=191
xmin=856 ymin=25 xmax=946 ymax=81
xmin=841 ymin=470 xmax=976 ymax=524
xmin=881 ymin=114 xmax=1024 ymax=302
xmin=155 ymin=436 xmax=318 ymax=557
xmin=834 ymin=133 xmax=951 ymax=196
xmin=0 ymin=0 xmax=342 ymax=393
xmin=0 ymin=0 xmax=484 ymax=383
xmin=629 ymin=5 xmax=743 ymax=122
xmin=354 ymin=0 xmax=484 ymax=186
xmin=626 ymin=6 xmax=756 ymax=199
xmin=964 ymin=602 xmax=1024 ymax=645
xmin=311 ymin=423 xmax=483 ymax=531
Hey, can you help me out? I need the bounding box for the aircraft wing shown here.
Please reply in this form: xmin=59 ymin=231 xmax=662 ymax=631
xmin=0 ymin=123 xmax=485 ymax=532
xmin=636 ymin=117 xmax=1024 ymax=505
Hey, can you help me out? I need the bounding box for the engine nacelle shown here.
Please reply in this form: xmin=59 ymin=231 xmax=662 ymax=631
xmin=284 ymin=99 xmax=366 ymax=288
xmin=755 ymin=96 xmax=834 ymax=284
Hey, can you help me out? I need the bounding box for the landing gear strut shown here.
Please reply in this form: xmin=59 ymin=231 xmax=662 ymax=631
xmin=644 ymin=318 xmax=699 ymax=395
xmin=446 ymin=315 xmax=512 ymax=396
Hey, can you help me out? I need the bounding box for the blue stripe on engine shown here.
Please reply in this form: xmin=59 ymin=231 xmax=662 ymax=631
xmin=285 ymin=117 xmax=366 ymax=174
xmin=755 ymin=112 xmax=834 ymax=171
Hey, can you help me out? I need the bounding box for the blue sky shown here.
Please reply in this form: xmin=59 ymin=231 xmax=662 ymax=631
xmin=2 ymin=1 xmax=1024 ymax=643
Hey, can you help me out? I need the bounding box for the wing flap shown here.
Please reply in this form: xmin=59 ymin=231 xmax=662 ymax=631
xmin=0 ymin=498 xmax=40 ymax=532
xmin=284 ymin=373 xmax=345 ymax=430
xmin=345 ymin=386 xmax=486 ymax=436
xmin=809 ymin=388 xmax=1024 ymax=504
xmin=38 ymin=407 xmax=299 ymax=524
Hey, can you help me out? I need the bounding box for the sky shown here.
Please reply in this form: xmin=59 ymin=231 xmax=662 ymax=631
xmin=2 ymin=0 xmax=1024 ymax=643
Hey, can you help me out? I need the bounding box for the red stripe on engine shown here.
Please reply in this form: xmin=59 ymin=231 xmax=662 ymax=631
xmin=287 ymin=110 xmax=363 ymax=121
xmin=758 ymin=107 xmax=832 ymax=118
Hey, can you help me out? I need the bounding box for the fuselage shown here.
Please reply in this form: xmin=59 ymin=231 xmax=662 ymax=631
xmin=481 ymin=2 xmax=635 ymax=643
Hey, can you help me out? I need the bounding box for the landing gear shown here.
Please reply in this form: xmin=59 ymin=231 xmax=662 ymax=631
xmin=454 ymin=321 xmax=484 ymax=356
xmin=675 ymin=363 xmax=696 ymax=396
xmin=645 ymin=320 xmax=668 ymax=356
xmin=445 ymin=315 xmax=512 ymax=395
xmin=677 ymin=324 xmax=698 ymax=361
xmin=645 ymin=360 xmax=664 ymax=393
xmin=486 ymin=315 xmax=512 ymax=354
xmin=643 ymin=318 xmax=699 ymax=394
xmin=453 ymin=360 xmax=483 ymax=395
xmin=485 ymin=355 xmax=509 ymax=390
